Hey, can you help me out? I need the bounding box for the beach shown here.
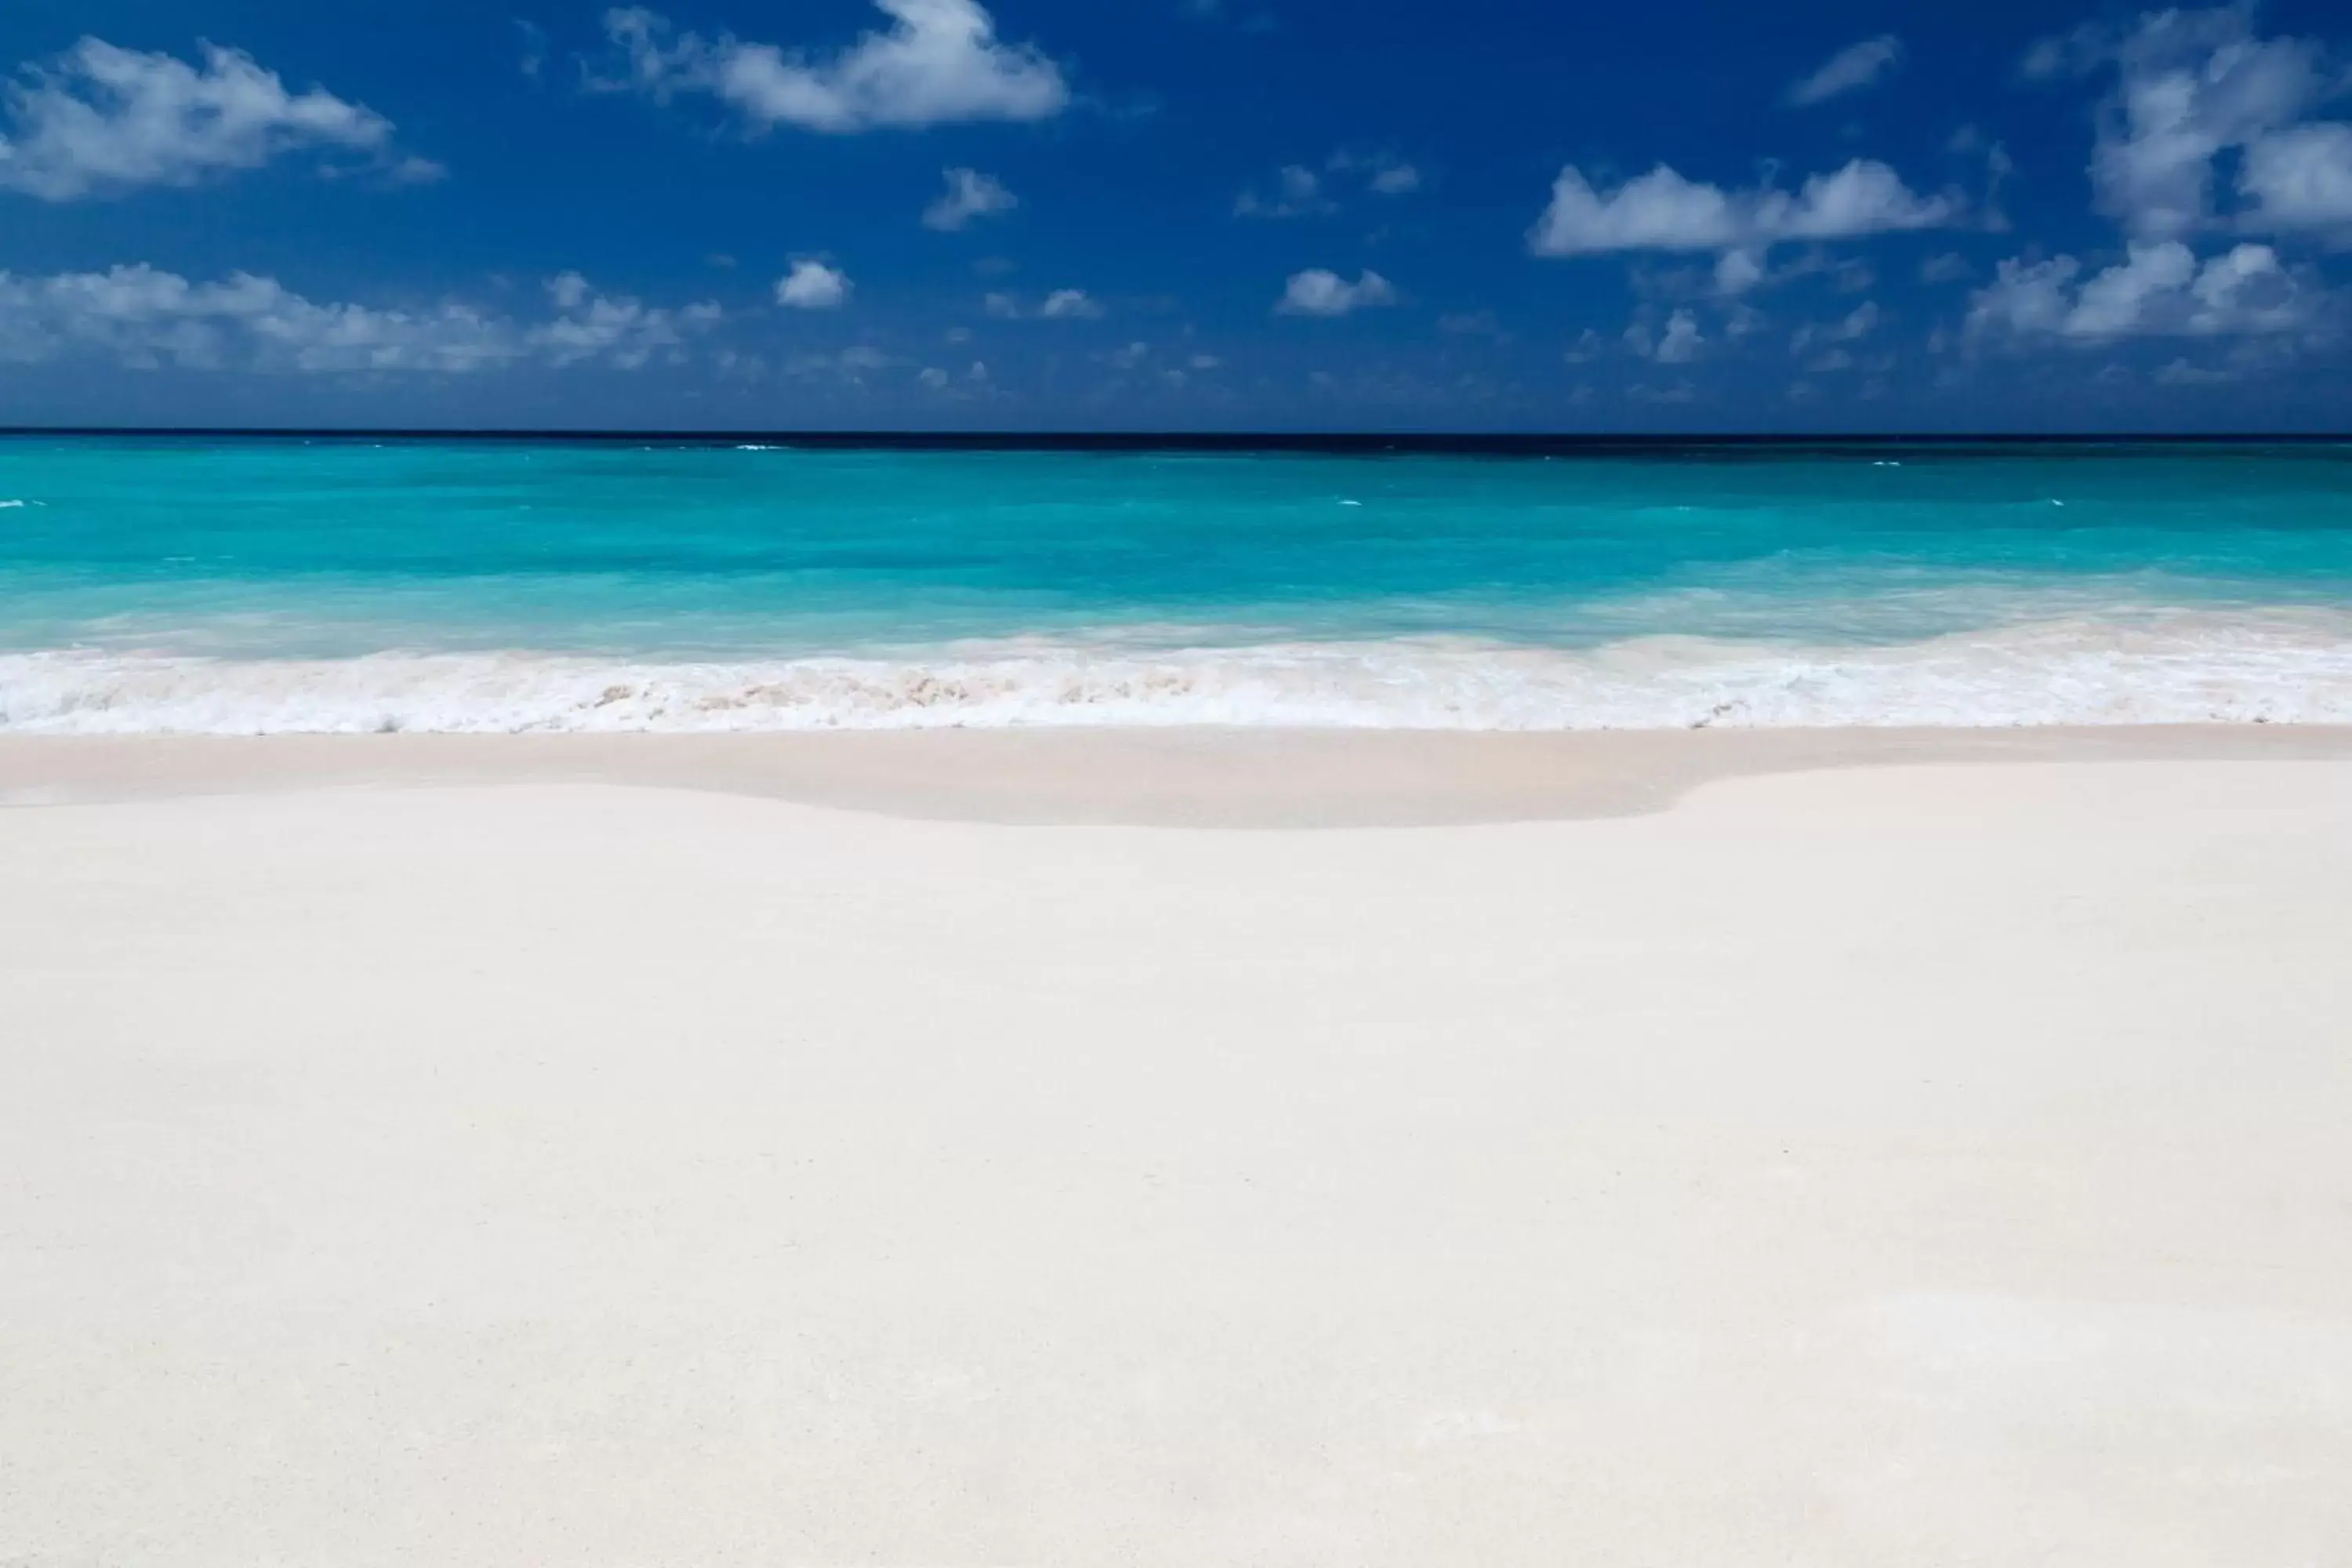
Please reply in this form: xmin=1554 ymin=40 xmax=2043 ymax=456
xmin=5 ymin=729 xmax=2351 ymax=1566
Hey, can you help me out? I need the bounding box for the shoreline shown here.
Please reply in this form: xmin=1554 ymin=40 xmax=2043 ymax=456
xmin=7 ymin=724 xmax=2352 ymax=826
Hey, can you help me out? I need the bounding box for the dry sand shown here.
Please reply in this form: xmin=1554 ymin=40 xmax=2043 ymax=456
xmin=3 ymin=731 xmax=2351 ymax=1566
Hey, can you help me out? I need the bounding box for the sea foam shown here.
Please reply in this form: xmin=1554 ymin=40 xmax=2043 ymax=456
xmin=5 ymin=612 xmax=2351 ymax=734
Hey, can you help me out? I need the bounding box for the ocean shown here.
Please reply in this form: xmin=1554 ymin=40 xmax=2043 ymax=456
xmin=4 ymin=435 xmax=2351 ymax=732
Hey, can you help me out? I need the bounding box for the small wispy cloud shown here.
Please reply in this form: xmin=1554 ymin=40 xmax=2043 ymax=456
xmin=0 ymin=264 xmax=717 ymax=372
xmin=1236 ymin=163 xmax=1333 ymax=218
xmin=984 ymin=287 xmax=1103 ymax=319
xmin=922 ymin=166 xmax=1017 ymax=230
xmin=1785 ymin=34 xmax=1904 ymax=107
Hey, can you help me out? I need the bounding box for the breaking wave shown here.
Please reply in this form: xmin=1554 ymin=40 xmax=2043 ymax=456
xmin=6 ymin=611 xmax=2352 ymax=733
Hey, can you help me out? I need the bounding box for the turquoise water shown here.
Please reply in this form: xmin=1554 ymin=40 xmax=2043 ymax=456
xmin=4 ymin=437 xmax=2352 ymax=730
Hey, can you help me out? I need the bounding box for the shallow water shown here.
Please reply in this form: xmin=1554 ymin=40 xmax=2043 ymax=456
xmin=4 ymin=437 xmax=2350 ymax=731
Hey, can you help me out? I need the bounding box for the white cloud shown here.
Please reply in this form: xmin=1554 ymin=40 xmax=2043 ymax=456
xmin=1236 ymin=163 xmax=1332 ymax=218
xmin=1039 ymin=287 xmax=1102 ymax=319
xmin=915 ymin=358 xmax=993 ymax=395
xmin=1967 ymin=241 xmax=2317 ymax=340
xmin=1651 ymin=308 xmax=1704 ymax=363
xmin=2067 ymin=244 xmax=2198 ymax=336
xmin=1530 ymin=159 xmax=1958 ymax=259
xmin=779 ymin=344 xmax=895 ymax=382
xmin=0 ymin=264 xmax=718 ymax=372
xmin=598 ymin=1 xmax=1069 ymax=134
xmin=1276 ymin=269 xmax=1398 ymax=317
xmin=519 ymin=20 xmax=550 ymax=80
xmin=530 ymin=281 xmax=722 ymax=368
xmin=2155 ymin=356 xmax=2238 ymax=384
xmin=546 ymin=271 xmax=593 ymax=312
xmin=985 ymin=287 xmax=1103 ymax=320
xmin=922 ymin=165 xmax=1016 ymax=230
xmin=1919 ymin=252 xmax=1973 ymax=283
xmin=1713 ymin=249 xmax=1766 ymax=295
xmin=1964 ymin=257 xmax=2076 ymax=336
xmin=1791 ymin=299 xmax=1882 ymax=354
xmin=0 ymin=37 xmax=424 ymax=201
xmin=2028 ymin=7 xmax=2345 ymax=242
xmin=1243 ymin=151 xmax=1421 ymax=217
xmin=1330 ymin=148 xmax=1421 ymax=194
xmin=2241 ymin=122 xmax=2352 ymax=241
xmin=1786 ymin=35 xmax=1904 ymax=107
xmin=776 ymin=259 xmax=852 ymax=309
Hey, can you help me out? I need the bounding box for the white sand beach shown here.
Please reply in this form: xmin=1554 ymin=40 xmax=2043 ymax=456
xmin=4 ymin=732 xmax=2352 ymax=1566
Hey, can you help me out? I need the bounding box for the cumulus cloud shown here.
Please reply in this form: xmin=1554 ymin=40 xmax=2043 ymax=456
xmin=775 ymin=344 xmax=897 ymax=383
xmin=531 ymin=278 xmax=723 ymax=366
xmin=922 ymin=165 xmax=1016 ymax=230
xmin=0 ymin=37 xmax=427 ymax=201
xmin=597 ymin=1 xmax=1069 ymax=134
xmin=1786 ymin=35 xmax=1904 ymax=107
xmin=1966 ymin=241 xmax=2317 ymax=339
xmin=1713 ymin=249 xmax=1766 ymax=295
xmin=1529 ymin=159 xmax=1958 ymax=260
xmin=1240 ymin=151 xmax=1422 ymax=217
xmin=2240 ymin=122 xmax=2352 ymax=241
xmin=775 ymin=259 xmax=852 ymax=308
xmin=2027 ymin=6 xmax=2349 ymax=242
xmin=1330 ymin=148 xmax=1421 ymax=194
xmin=1275 ymin=269 xmax=1398 ymax=316
xmin=1236 ymin=163 xmax=1333 ymax=218
xmin=1791 ymin=299 xmax=1882 ymax=354
xmin=1628 ymin=308 xmax=1704 ymax=363
xmin=1039 ymin=287 xmax=1102 ymax=319
xmin=0 ymin=265 xmax=718 ymax=372
xmin=982 ymin=287 xmax=1102 ymax=319
xmin=913 ymin=358 xmax=993 ymax=396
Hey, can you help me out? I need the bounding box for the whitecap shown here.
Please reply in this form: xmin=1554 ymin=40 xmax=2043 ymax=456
xmin=5 ymin=610 xmax=2350 ymax=735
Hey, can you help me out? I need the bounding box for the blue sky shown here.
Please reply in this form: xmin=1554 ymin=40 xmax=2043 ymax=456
xmin=3 ymin=0 xmax=2350 ymax=430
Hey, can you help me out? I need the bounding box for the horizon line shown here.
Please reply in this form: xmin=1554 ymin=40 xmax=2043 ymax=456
xmin=5 ymin=428 xmax=2350 ymax=449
